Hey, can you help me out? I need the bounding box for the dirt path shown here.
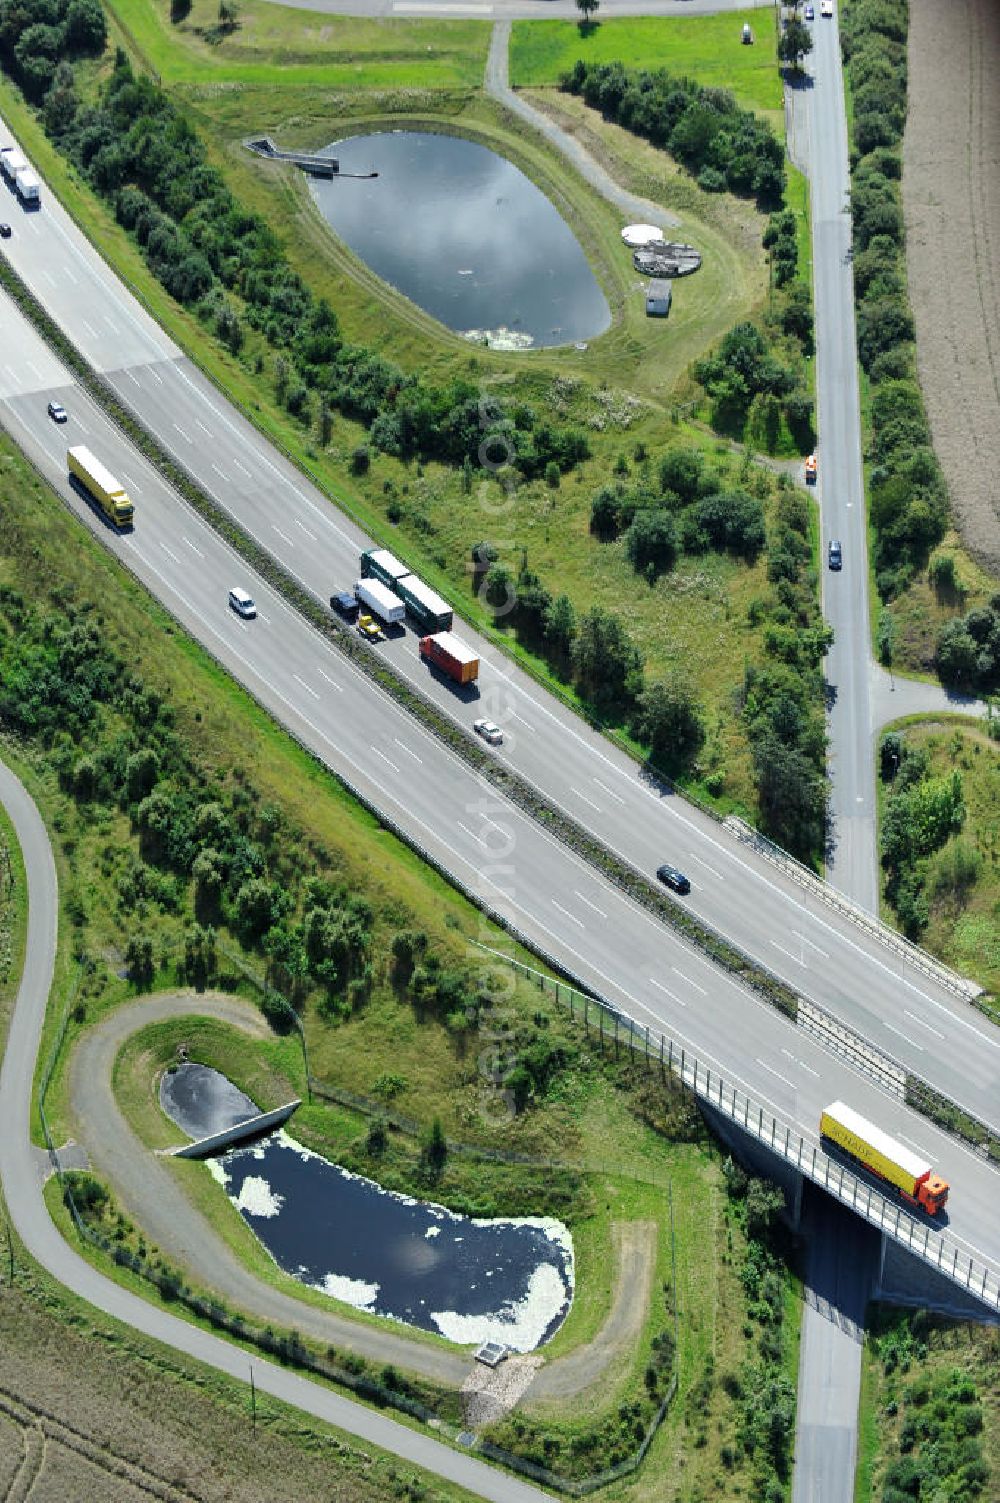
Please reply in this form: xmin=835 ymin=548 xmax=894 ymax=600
xmin=527 ymin=1220 xmax=657 ymax=1400
xmin=903 ymin=0 xmax=1000 ymax=575
xmin=69 ymin=991 xmax=655 ymax=1404
xmin=485 ymin=22 xmax=680 ymax=230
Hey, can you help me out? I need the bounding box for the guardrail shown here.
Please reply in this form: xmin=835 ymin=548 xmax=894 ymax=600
xmin=4 ymin=228 xmax=997 ymax=1186
xmin=725 ymin=817 xmax=983 ymax=1001
xmin=475 ymin=946 xmax=1000 ymax=1316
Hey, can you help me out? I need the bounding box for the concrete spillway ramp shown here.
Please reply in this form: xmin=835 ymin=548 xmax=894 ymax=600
xmin=172 ymin=1099 xmax=301 ymax=1159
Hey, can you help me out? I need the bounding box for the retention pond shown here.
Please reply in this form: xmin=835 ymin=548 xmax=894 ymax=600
xmin=161 ymin=1062 xmax=574 ymax=1350
xmin=308 ymin=130 xmax=610 ymax=350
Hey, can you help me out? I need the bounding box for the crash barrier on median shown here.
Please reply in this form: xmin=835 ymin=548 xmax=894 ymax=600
xmin=725 ymin=816 xmax=984 ymax=1002
xmin=474 ymin=947 xmax=1000 ymax=1316
xmin=8 ymin=244 xmax=997 ymax=1241
xmin=12 ymin=249 xmax=988 ymax=1184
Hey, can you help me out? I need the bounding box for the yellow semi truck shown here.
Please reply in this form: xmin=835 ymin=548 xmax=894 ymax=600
xmin=67 ymin=445 xmax=134 ymax=528
xmin=820 ymin=1100 xmax=949 ymax=1215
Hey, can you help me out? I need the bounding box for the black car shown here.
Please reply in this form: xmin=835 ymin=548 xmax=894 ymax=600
xmin=828 ymin=539 xmax=843 ymax=571
xmin=0 ymin=224 xmax=11 ymax=239
xmin=330 ymin=590 xmax=359 ymax=622
xmin=656 ymin=864 xmax=691 ymax=895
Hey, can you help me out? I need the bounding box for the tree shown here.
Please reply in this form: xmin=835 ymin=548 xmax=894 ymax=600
xmin=633 ymin=678 xmax=705 ymax=772
xmin=125 ymin=934 xmax=154 ymax=988
xmin=590 ymin=485 xmax=620 ymax=540
xmin=572 ymin=607 xmax=644 ymax=715
xmin=183 ymin=923 xmax=216 ymax=990
xmin=745 ymin=1179 xmax=785 ymax=1239
xmin=65 ymin=0 xmax=107 ymax=52
xmin=753 ymin=736 xmax=828 ymax=857
xmin=624 ymin=508 xmax=678 ymax=577
xmin=575 ymin=0 xmax=599 ymax=23
xmin=658 ymin=447 xmax=704 ymax=504
xmin=544 ymin=593 xmax=577 ymax=671
xmin=778 ymin=18 xmax=813 ymax=70
xmin=421 ymin=1117 xmax=447 ymax=1180
xmin=125 ymin=747 xmax=159 ymax=803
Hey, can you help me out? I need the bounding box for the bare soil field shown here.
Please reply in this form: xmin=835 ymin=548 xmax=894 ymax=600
xmin=0 ymin=1279 xmax=466 ymax=1503
xmin=903 ymin=0 xmax=1000 ymax=576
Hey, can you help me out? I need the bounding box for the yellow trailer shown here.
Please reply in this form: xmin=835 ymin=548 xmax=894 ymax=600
xmin=67 ymin=445 xmax=134 ymax=528
xmin=820 ymin=1101 xmax=949 ymax=1215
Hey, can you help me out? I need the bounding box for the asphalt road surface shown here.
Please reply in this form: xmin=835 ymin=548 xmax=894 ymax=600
xmin=0 ymin=758 xmax=556 ymax=1503
xmin=0 ymin=109 xmax=998 ymax=1266
xmin=0 ymin=119 xmax=996 ymax=1148
xmin=805 ymin=13 xmax=877 ymax=910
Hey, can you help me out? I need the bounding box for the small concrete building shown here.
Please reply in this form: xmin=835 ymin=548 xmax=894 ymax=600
xmin=645 ymin=279 xmax=672 ymax=318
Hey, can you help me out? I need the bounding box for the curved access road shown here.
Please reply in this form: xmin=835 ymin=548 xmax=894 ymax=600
xmin=0 ymin=758 xmax=554 ymax=1503
xmin=485 ymin=22 xmax=680 ymax=231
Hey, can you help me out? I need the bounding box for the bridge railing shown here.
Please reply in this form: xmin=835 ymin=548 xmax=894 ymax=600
xmin=475 ymin=946 xmax=1000 ymax=1315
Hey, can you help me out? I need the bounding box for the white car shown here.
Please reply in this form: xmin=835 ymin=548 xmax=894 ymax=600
xmin=821 ymin=0 xmax=833 ymax=15
xmin=228 ymin=587 xmax=257 ymax=619
xmin=474 ymin=718 xmax=503 ymax=746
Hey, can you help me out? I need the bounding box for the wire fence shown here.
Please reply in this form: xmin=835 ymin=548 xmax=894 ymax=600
xmin=475 ymin=948 xmax=1000 ymax=1316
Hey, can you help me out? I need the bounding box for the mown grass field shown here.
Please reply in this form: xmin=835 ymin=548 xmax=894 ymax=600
xmin=510 ymin=12 xmax=783 ymax=120
xmin=877 ymin=717 xmax=1000 ymax=997
xmin=108 ymin=0 xmax=491 ymax=89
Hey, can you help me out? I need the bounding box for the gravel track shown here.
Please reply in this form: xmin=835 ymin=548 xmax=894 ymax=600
xmin=69 ymin=991 xmax=651 ymax=1404
xmin=484 ymin=22 xmax=680 ymax=230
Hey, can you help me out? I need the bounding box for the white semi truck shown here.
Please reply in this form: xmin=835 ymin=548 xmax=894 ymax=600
xmin=354 ymin=578 xmax=405 ymax=625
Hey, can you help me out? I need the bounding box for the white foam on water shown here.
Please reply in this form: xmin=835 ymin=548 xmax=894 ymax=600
xmin=234 ymin=1175 xmax=284 ymax=1218
xmin=430 ymin=1260 xmax=570 ymax=1353
xmin=316 ymin=1271 xmax=380 ymax=1312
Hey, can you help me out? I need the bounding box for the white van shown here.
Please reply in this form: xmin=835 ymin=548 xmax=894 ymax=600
xmin=228 ymin=587 xmax=257 ymax=619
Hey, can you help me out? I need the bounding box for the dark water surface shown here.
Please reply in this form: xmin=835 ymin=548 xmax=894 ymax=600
xmin=160 ymin=1063 xmax=573 ymax=1350
xmin=309 ymin=131 xmax=610 ymax=349
xmin=160 ymin=1061 xmax=257 ymax=1139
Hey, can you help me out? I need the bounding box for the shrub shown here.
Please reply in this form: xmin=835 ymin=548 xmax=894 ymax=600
xmin=624 ymin=508 xmax=678 ymax=576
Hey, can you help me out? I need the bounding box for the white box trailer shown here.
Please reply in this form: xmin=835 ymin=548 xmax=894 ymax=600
xmin=14 ymin=168 xmax=40 ymax=205
xmin=1 ymin=149 xmax=28 ymax=182
xmin=354 ymin=578 xmax=405 ymax=625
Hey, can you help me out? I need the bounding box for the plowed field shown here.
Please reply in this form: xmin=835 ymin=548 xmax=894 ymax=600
xmin=903 ymin=0 xmax=1000 ymax=575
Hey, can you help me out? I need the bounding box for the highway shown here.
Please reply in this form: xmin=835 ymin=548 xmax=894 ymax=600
xmin=0 ymin=758 xmax=553 ymax=1503
xmin=0 ymin=118 xmax=997 ymax=1142
xmin=0 ymin=246 xmax=998 ymax=1301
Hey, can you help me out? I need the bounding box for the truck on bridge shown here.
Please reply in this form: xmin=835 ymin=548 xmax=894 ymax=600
xmin=820 ymin=1100 xmax=950 ymax=1215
